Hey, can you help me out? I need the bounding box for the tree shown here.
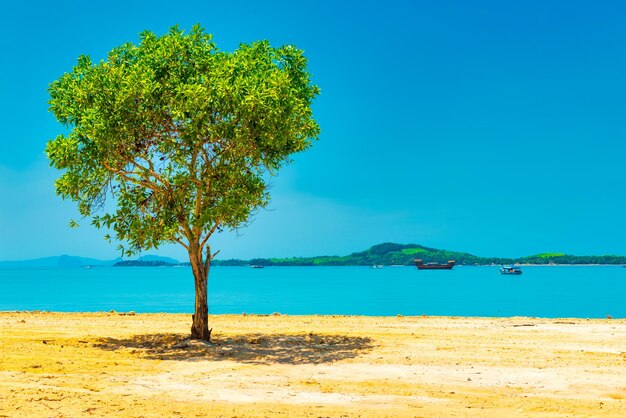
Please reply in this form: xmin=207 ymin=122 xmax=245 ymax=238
xmin=46 ymin=25 xmax=320 ymax=341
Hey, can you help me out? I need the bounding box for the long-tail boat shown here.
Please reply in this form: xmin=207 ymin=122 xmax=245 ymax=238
xmin=414 ymin=259 xmax=455 ymax=270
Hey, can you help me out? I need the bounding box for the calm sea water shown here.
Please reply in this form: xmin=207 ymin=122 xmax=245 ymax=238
xmin=0 ymin=266 xmax=624 ymax=318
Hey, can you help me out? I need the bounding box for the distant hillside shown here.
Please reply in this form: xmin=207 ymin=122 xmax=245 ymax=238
xmin=135 ymin=255 xmax=180 ymax=264
xmin=113 ymin=255 xmax=180 ymax=267
xmin=271 ymin=242 xmax=495 ymax=266
xmin=0 ymin=254 xmax=178 ymax=268
xmin=113 ymin=255 xmax=181 ymax=267
xmin=212 ymin=243 xmax=510 ymax=266
xmin=212 ymin=243 xmax=626 ymax=266
xmin=0 ymin=255 xmax=120 ymax=268
xmin=517 ymin=253 xmax=626 ymax=265
xmin=2 ymin=245 xmax=624 ymax=268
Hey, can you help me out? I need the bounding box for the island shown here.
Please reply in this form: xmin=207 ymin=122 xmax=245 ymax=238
xmin=3 ymin=243 xmax=625 ymax=268
xmin=209 ymin=242 xmax=626 ymax=267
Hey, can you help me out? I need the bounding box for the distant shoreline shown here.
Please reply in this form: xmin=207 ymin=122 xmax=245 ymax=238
xmin=2 ymin=263 xmax=625 ymax=268
xmin=3 ymin=242 xmax=626 ymax=268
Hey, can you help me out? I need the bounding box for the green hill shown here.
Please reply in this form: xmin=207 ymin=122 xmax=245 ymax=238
xmin=213 ymin=243 xmax=511 ymax=266
xmin=6 ymin=245 xmax=621 ymax=268
xmin=212 ymin=243 xmax=626 ymax=266
xmin=517 ymin=253 xmax=626 ymax=265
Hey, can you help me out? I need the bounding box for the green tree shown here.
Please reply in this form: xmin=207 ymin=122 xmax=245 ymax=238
xmin=46 ymin=25 xmax=319 ymax=341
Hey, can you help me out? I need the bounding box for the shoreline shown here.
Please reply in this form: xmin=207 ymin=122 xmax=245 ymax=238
xmin=2 ymin=263 xmax=625 ymax=268
xmin=3 ymin=310 xmax=624 ymax=320
xmin=2 ymin=312 xmax=625 ymax=416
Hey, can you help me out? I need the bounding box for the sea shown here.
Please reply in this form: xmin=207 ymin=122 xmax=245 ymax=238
xmin=0 ymin=266 xmax=624 ymax=318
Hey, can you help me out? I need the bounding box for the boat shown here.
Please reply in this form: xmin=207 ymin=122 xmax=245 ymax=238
xmin=500 ymin=265 xmax=522 ymax=275
xmin=414 ymin=259 xmax=455 ymax=270
xmin=371 ymin=265 xmax=384 ymax=269
xmin=250 ymin=265 xmax=265 ymax=269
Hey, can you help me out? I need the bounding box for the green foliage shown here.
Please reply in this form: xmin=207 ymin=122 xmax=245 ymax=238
xmin=533 ymin=253 xmax=567 ymax=259
xmin=46 ymin=25 xmax=319 ymax=256
xmin=517 ymin=254 xmax=626 ymax=265
xmin=368 ymin=243 xmax=408 ymax=255
xmin=217 ymin=243 xmax=489 ymax=266
xmin=400 ymin=248 xmax=426 ymax=255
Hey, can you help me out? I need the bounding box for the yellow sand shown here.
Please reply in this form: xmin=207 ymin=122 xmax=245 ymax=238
xmin=1 ymin=312 xmax=625 ymax=417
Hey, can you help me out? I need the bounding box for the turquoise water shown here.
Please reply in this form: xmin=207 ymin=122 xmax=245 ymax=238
xmin=0 ymin=266 xmax=624 ymax=318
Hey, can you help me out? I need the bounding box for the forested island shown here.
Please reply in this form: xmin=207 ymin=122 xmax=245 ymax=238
xmin=113 ymin=260 xmax=176 ymax=267
xmin=208 ymin=243 xmax=626 ymax=267
xmin=16 ymin=243 xmax=620 ymax=268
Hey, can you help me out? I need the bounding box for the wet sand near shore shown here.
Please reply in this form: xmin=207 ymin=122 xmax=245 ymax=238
xmin=1 ymin=312 xmax=625 ymax=417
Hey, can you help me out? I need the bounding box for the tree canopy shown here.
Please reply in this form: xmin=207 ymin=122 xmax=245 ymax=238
xmin=46 ymin=25 xmax=320 ymax=339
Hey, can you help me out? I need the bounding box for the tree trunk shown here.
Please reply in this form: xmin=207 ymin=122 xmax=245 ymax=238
xmin=189 ymin=246 xmax=212 ymax=341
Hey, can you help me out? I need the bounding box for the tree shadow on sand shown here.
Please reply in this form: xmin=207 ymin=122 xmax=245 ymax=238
xmin=92 ymin=333 xmax=374 ymax=365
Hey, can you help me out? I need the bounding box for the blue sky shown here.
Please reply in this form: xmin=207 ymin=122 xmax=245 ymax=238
xmin=1 ymin=0 xmax=625 ymax=261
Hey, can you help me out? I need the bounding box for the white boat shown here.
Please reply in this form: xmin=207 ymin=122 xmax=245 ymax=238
xmin=500 ymin=265 xmax=522 ymax=275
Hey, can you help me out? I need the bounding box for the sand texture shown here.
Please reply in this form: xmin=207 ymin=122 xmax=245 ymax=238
xmin=1 ymin=312 xmax=625 ymax=417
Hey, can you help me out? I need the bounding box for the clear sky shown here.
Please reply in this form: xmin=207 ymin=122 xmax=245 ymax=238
xmin=1 ymin=0 xmax=625 ymax=261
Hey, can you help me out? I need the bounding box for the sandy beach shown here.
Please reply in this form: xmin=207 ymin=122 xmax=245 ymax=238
xmin=1 ymin=312 xmax=625 ymax=417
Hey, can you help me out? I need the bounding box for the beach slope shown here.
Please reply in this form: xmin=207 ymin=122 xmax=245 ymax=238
xmin=1 ymin=312 xmax=625 ymax=417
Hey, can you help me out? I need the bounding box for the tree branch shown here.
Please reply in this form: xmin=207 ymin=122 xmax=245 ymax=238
xmin=190 ymin=150 xmax=202 ymax=226
xmin=129 ymin=159 xmax=170 ymax=190
xmin=200 ymin=221 xmax=220 ymax=250
xmin=204 ymin=244 xmax=211 ymax=273
xmin=172 ymin=237 xmax=190 ymax=250
xmin=178 ymin=221 xmax=194 ymax=243
xmin=103 ymin=161 xmax=161 ymax=193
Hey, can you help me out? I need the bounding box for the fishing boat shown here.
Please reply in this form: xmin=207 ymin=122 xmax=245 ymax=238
xmin=414 ymin=259 xmax=455 ymax=270
xmin=500 ymin=265 xmax=522 ymax=275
